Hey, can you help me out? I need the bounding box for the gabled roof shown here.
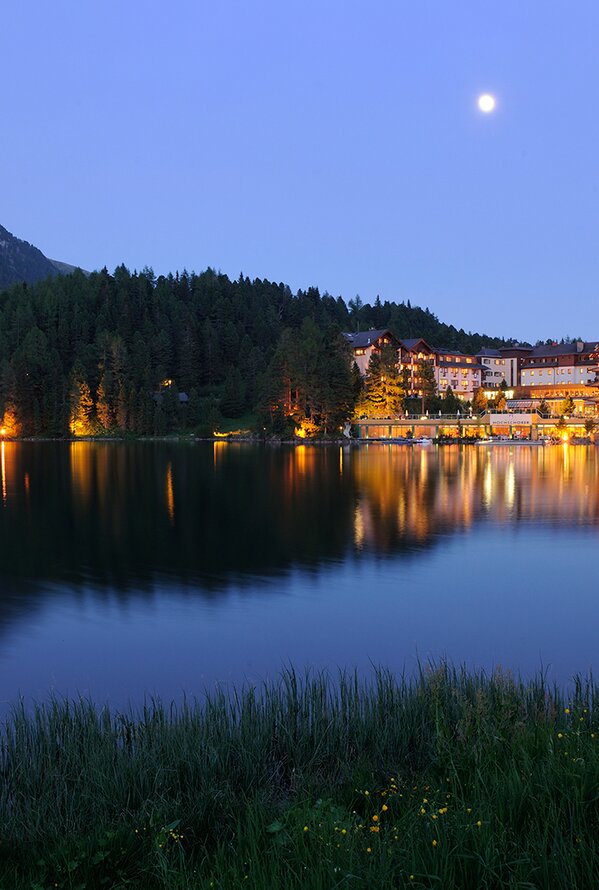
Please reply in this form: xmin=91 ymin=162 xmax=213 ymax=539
xmin=343 ymin=329 xmax=397 ymax=348
xmin=399 ymin=337 xmax=435 ymax=353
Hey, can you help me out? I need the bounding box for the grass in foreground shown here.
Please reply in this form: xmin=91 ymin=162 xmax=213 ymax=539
xmin=1 ymin=665 xmax=599 ymax=889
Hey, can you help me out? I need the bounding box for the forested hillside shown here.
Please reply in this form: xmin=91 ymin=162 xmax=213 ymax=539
xmin=0 ymin=266 xmax=519 ymax=436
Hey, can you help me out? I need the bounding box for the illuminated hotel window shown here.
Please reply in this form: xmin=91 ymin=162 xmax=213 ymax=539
xmin=355 ymin=348 xmax=365 ymax=355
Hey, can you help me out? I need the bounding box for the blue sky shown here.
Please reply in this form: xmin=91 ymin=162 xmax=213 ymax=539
xmin=2 ymin=0 xmax=599 ymax=342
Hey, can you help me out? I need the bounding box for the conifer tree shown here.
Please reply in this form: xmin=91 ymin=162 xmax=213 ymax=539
xmin=96 ymin=376 xmax=112 ymax=429
xmin=69 ymin=372 xmax=94 ymax=436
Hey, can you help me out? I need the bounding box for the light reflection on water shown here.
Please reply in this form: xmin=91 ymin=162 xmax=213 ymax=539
xmin=0 ymin=441 xmax=597 ymax=710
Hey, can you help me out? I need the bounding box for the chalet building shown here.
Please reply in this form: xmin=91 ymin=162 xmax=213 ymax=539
xmin=344 ymin=330 xmax=599 ymax=407
xmin=398 ymin=338 xmax=484 ymax=400
xmin=343 ymin=329 xmax=400 ymax=375
xmin=434 ymin=348 xmax=485 ymax=400
xmin=344 ymin=330 xmax=485 ymax=399
xmin=519 ymin=340 xmax=599 ymax=388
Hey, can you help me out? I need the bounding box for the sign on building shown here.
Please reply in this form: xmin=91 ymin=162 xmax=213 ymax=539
xmin=490 ymin=413 xmax=533 ymax=426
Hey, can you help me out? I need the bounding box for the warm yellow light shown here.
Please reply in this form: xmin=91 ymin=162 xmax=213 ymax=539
xmin=478 ymin=93 xmax=496 ymax=113
xmin=561 ymin=433 xmax=569 ymax=442
xmin=0 ymin=428 xmax=6 ymax=436
xmin=295 ymin=419 xmax=319 ymax=439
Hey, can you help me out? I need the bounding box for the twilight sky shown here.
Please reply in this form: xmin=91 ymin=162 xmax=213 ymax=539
xmin=2 ymin=1 xmax=599 ymax=343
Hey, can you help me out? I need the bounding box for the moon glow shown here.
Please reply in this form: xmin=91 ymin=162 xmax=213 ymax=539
xmin=477 ymin=93 xmax=496 ymax=113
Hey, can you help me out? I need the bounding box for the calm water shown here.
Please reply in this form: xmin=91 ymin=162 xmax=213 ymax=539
xmin=0 ymin=440 xmax=598 ymax=710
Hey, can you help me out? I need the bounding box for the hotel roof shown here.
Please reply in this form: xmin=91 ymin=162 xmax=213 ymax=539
xmin=343 ymin=329 xmax=396 ymax=348
xmin=528 ymin=341 xmax=599 ymax=357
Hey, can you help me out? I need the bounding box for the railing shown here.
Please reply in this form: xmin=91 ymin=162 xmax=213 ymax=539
xmin=355 ymin=411 xmax=595 ymax=422
xmin=355 ymin=413 xmax=482 ymax=421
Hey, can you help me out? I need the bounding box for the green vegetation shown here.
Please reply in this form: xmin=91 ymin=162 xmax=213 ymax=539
xmin=2 ymin=666 xmax=599 ymax=888
xmin=355 ymin=345 xmax=404 ymax=418
xmin=0 ymin=267 xmax=517 ymax=437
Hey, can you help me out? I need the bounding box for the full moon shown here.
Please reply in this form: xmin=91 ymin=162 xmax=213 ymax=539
xmin=478 ymin=93 xmax=496 ymax=113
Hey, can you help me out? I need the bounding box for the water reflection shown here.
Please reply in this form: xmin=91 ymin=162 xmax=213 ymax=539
xmin=0 ymin=443 xmax=596 ymax=601
xmin=0 ymin=442 xmax=598 ymax=705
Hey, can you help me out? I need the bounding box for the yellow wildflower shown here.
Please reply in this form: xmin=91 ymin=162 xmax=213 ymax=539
xmin=432 ymin=839 xmax=438 ymax=847
xmin=366 ymin=847 xmax=372 ymax=853
xmin=382 ymin=804 xmax=388 ymax=812
xmin=372 ymin=815 xmax=379 ymax=822
xmin=476 ymin=821 xmax=482 ymax=828
xmin=370 ymin=826 xmax=380 ymax=833
xmin=565 ymin=708 xmax=570 ymax=715
xmin=303 ymin=826 xmax=309 ymax=832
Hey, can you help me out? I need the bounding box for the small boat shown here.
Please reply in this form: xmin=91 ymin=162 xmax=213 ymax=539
xmin=412 ymin=437 xmax=433 ymax=445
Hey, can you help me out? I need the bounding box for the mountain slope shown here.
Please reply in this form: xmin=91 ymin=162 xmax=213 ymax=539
xmin=0 ymin=224 xmax=61 ymax=289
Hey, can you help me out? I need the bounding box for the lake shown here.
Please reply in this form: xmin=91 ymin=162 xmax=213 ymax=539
xmin=0 ymin=440 xmax=597 ymax=712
